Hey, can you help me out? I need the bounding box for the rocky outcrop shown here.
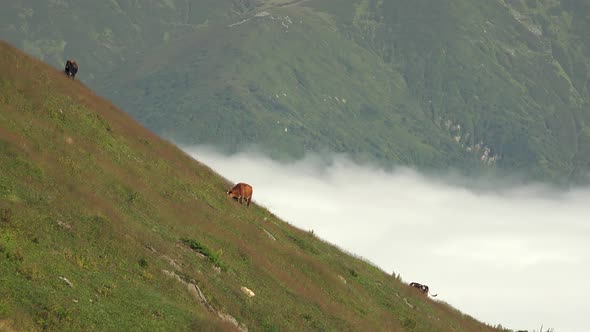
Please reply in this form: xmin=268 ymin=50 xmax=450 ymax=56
xmin=162 ymin=270 xmax=248 ymax=332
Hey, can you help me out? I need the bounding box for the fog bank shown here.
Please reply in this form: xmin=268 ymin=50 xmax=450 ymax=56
xmin=185 ymin=146 xmax=590 ymax=332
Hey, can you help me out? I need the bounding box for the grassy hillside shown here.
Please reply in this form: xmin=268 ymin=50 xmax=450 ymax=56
xmin=3 ymin=0 xmax=590 ymax=183
xmin=0 ymin=42 xmax=507 ymax=331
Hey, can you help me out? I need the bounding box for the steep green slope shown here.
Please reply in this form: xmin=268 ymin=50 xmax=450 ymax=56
xmin=0 ymin=42 xmax=503 ymax=331
xmin=2 ymin=0 xmax=589 ymax=183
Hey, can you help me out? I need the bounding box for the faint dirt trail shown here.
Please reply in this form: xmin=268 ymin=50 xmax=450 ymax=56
xmin=227 ymin=0 xmax=310 ymax=27
xmin=273 ymin=0 xmax=311 ymax=8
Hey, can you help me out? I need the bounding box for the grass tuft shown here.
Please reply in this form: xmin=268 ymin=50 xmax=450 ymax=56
xmin=181 ymin=238 xmax=223 ymax=269
xmin=0 ymin=208 xmax=11 ymax=224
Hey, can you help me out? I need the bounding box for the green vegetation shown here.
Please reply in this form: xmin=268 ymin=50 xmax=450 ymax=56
xmin=0 ymin=41 xmax=508 ymax=331
xmin=2 ymin=0 xmax=590 ymax=183
xmin=181 ymin=238 xmax=223 ymax=269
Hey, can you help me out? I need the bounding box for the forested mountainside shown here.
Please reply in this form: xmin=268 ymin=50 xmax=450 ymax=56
xmin=2 ymin=0 xmax=590 ymax=183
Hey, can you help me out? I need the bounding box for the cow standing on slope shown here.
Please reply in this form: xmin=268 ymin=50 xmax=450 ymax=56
xmin=64 ymin=59 xmax=78 ymax=78
xmin=409 ymin=282 xmax=438 ymax=297
xmin=227 ymin=183 xmax=253 ymax=207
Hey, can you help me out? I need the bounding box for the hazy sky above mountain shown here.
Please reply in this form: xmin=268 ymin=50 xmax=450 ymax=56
xmin=185 ymin=145 xmax=590 ymax=332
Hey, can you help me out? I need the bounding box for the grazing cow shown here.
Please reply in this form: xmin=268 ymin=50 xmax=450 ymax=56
xmin=227 ymin=182 xmax=253 ymax=207
xmin=409 ymin=282 xmax=437 ymax=297
xmin=64 ymin=59 xmax=78 ymax=78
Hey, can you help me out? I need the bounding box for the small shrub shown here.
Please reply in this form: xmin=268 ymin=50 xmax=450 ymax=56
xmin=141 ymin=270 xmax=154 ymax=280
xmin=96 ymin=282 xmax=116 ymax=297
xmin=401 ymin=317 xmax=416 ymax=329
xmin=181 ymin=238 xmax=222 ymax=268
xmin=262 ymin=318 xmax=281 ymax=332
xmin=150 ymin=309 xmax=165 ymax=320
xmin=139 ymin=258 xmax=149 ymax=268
xmin=127 ymin=191 xmax=139 ymax=204
xmin=75 ymin=255 xmax=89 ymax=269
xmin=0 ymin=208 xmax=11 ymax=224
xmin=285 ymin=232 xmax=320 ymax=254
xmin=7 ymin=249 xmax=24 ymax=263
xmin=17 ymin=264 xmax=41 ymax=280
xmin=36 ymin=305 xmax=74 ymax=330
xmin=0 ymin=298 xmax=9 ymax=316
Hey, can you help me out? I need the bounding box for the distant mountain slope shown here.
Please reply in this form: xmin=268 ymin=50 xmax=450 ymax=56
xmin=2 ymin=0 xmax=589 ymax=184
xmin=332 ymin=0 xmax=590 ymax=181
xmin=0 ymin=41 xmax=504 ymax=331
xmin=0 ymin=0 xmax=245 ymax=88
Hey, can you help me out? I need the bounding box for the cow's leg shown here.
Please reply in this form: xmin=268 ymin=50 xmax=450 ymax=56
xmin=247 ymin=197 xmax=251 ymax=207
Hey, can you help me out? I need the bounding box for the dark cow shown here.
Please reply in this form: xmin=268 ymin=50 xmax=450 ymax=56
xmin=409 ymin=282 xmax=437 ymax=297
xmin=64 ymin=59 xmax=78 ymax=78
xmin=227 ymin=182 xmax=253 ymax=207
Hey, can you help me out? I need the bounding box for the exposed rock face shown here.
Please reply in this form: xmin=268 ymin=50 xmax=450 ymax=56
xmin=240 ymin=286 xmax=255 ymax=297
xmin=162 ymin=270 xmax=248 ymax=332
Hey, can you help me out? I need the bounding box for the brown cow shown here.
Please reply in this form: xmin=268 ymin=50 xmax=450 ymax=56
xmin=409 ymin=282 xmax=437 ymax=297
xmin=226 ymin=182 xmax=253 ymax=207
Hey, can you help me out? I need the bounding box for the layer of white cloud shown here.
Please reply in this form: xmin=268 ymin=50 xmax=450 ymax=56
xmin=184 ymin=146 xmax=590 ymax=332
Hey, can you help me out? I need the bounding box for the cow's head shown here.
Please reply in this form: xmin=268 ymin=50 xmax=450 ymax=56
xmin=227 ymin=190 xmax=238 ymax=200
